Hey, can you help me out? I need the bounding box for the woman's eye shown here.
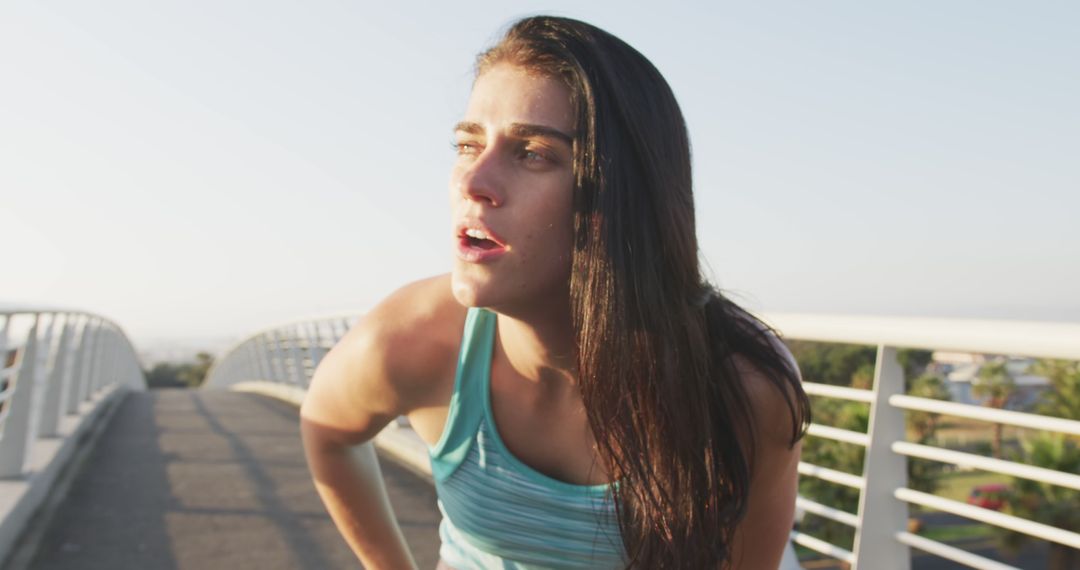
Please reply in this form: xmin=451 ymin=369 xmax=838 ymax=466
xmin=520 ymin=148 xmax=549 ymax=164
xmin=453 ymin=141 xmax=481 ymax=156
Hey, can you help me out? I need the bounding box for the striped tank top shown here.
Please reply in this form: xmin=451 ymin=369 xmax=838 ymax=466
xmin=427 ymin=308 xmax=626 ymax=569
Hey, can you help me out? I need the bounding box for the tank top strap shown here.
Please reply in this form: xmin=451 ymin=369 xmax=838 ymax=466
xmin=428 ymin=307 xmax=496 ymax=482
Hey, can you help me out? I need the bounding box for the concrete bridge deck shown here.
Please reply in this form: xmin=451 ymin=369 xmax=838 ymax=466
xmin=18 ymin=390 xmax=440 ymax=569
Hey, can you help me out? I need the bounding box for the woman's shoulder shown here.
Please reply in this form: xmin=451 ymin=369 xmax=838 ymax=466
xmin=347 ymin=273 xmax=467 ymax=393
xmin=300 ymin=274 xmax=467 ymax=440
xmin=719 ymin=302 xmax=806 ymax=448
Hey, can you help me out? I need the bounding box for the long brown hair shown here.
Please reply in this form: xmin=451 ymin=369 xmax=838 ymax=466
xmin=478 ymin=16 xmax=811 ymax=568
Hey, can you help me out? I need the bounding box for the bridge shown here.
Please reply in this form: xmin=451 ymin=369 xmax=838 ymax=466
xmin=0 ymin=305 xmax=1077 ymax=569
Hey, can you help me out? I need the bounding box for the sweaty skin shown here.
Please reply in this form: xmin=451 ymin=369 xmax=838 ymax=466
xmin=300 ymin=63 xmax=800 ymax=569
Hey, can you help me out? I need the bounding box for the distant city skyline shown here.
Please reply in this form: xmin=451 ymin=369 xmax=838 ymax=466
xmin=3 ymin=1 xmax=1078 ymax=346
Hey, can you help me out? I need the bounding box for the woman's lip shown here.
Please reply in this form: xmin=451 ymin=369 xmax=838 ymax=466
xmin=456 ymin=220 xmax=507 ymax=247
xmin=456 ymin=237 xmax=508 ymax=263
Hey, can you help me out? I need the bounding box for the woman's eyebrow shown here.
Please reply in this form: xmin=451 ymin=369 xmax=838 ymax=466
xmin=453 ymin=121 xmax=574 ymax=147
xmin=507 ymin=123 xmax=574 ymax=147
xmin=453 ymin=121 xmax=484 ymax=135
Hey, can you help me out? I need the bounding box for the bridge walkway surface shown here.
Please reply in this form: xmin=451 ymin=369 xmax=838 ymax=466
xmin=17 ymin=389 xmax=441 ymax=569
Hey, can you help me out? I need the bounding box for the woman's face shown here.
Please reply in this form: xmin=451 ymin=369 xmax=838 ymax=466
xmin=449 ymin=63 xmax=576 ymax=312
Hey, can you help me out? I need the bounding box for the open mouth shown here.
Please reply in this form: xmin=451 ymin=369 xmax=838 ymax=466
xmin=460 ymin=227 xmax=505 ymax=250
xmin=456 ymin=224 xmax=508 ymax=262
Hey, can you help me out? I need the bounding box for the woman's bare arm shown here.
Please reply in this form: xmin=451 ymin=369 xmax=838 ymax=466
xmin=300 ymin=277 xmax=459 ymax=569
xmin=725 ymin=355 xmax=803 ymax=570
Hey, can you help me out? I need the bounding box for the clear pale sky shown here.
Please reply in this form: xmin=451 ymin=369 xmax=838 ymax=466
xmin=2 ymin=1 xmax=1078 ymax=344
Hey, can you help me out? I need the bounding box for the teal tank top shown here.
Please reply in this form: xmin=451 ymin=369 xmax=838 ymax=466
xmin=427 ymin=308 xmax=626 ymax=569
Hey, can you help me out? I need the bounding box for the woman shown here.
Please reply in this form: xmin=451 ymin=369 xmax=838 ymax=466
xmin=301 ymin=16 xmax=810 ymax=569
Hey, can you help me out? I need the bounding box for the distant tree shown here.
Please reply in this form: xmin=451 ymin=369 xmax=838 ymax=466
xmin=850 ymin=362 xmax=876 ymax=390
xmin=798 ymin=399 xmax=869 ymax=551
xmin=897 ymin=349 xmax=934 ymax=379
xmin=989 ymin=359 xmax=1080 ymax=569
xmin=972 ymin=360 xmax=1016 ymax=459
xmin=144 ymin=353 xmax=215 ymax=389
xmin=787 ymin=341 xmax=877 ymax=387
xmin=904 ymin=373 xmax=951 ymax=497
xmin=178 ymin=352 xmax=214 ymax=388
xmin=1030 ymin=359 xmax=1080 ymax=420
xmin=999 ymin=433 xmax=1080 ymax=570
xmin=145 ymin=363 xmax=186 ymax=389
xmin=790 ymin=343 xmax=953 ymax=547
xmin=907 ymin=373 xmax=951 ymax=442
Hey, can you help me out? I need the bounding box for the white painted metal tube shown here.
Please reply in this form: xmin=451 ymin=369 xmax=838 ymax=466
xmin=795 ymin=497 xmax=860 ymax=528
xmin=764 ymin=312 xmax=1080 ymax=360
xmin=894 ymin=532 xmax=1020 ymax=570
xmin=889 ymin=395 xmax=1080 ymax=436
xmin=204 ymin=313 xmax=362 ymax=389
xmin=789 ymin=530 xmax=855 ymax=563
xmin=894 ymin=488 xmax=1080 ymax=550
xmin=892 ymin=441 xmax=1080 ymax=491
xmin=0 ymin=316 xmax=39 ymax=477
xmin=797 ymin=462 xmax=865 ymax=489
xmin=802 ymin=382 xmax=876 ymax=403
xmin=806 ymin=423 xmax=870 ymax=447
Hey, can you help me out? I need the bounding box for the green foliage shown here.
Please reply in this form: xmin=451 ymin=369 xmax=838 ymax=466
xmin=973 ymin=360 xmax=1016 ymax=408
xmin=999 ymin=433 xmax=1080 ymax=569
xmin=907 ymin=373 xmax=951 ymax=442
xmin=904 ymin=373 xmax=951 ymax=496
xmin=792 ymin=342 xmax=954 ymax=544
xmin=993 ymin=359 xmax=1080 ymax=569
xmin=1030 ymin=359 xmax=1080 ymax=420
xmin=798 ymin=399 xmax=868 ymax=549
xmin=144 ymin=352 xmax=214 ymax=389
xmin=897 ymin=348 xmax=933 ymax=380
xmin=787 ymin=340 xmax=876 ymax=387
xmin=974 ymin=360 xmax=1016 ymax=459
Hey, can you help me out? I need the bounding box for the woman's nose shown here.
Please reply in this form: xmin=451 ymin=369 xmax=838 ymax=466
xmin=457 ymin=149 xmax=506 ymax=207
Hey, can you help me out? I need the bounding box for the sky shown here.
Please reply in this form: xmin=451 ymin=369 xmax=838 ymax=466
xmin=2 ymin=1 xmax=1078 ymax=347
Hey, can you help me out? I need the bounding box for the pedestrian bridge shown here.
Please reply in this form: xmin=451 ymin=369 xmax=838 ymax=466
xmin=1 ymin=305 xmax=1078 ymax=569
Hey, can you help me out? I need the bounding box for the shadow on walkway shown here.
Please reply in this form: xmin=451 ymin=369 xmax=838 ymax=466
xmin=26 ymin=390 xmax=441 ymax=569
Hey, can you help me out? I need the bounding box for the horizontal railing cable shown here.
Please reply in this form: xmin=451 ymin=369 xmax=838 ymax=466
xmin=789 ymin=530 xmax=855 ymax=564
xmin=795 ymin=497 xmax=860 ymax=528
xmin=894 ymin=532 xmax=1021 ymax=570
xmin=894 ymin=488 xmax=1080 ymax=550
xmin=797 ymin=462 xmax=865 ymax=490
xmin=802 ymin=382 xmax=876 ymax=403
xmin=805 ymin=423 xmax=870 ymax=447
xmin=892 ymin=441 xmax=1080 ymax=491
xmin=890 ymin=394 xmax=1080 ymax=436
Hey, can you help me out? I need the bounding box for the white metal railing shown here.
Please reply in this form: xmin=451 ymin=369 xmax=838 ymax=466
xmin=0 ymin=305 xmax=145 ymax=478
xmin=769 ymin=312 xmax=1080 ymax=570
xmin=203 ymin=313 xmax=359 ymax=390
xmin=206 ymin=310 xmax=1080 ymax=570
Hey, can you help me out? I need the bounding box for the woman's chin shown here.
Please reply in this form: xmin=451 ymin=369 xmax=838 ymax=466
xmin=449 ymin=269 xmax=494 ymax=308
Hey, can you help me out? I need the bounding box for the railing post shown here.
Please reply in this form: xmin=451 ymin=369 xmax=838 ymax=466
xmin=91 ymin=326 xmax=109 ymax=395
xmin=79 ymin=320 xmax=99 ymax=404
xmin=287 ymin=325 xmax=306 ymax=386
xmin=247 ymin=342 xmax=263 ymax=382
xmin=23 ymin=314 xmax=59 ymax=450
xmin=0 ymin=316 xmax=9 ymax=371
xmin=306 ymin=322 xmax=325 ymax=382
xmin=272 ymin=330 xmax=289 ymax=383
xmin=255 ymin=335 xmax=273 ymax=381
xmin=243 ymin=342 xmax=257 ymax=383
xmin=102 ymin=327 xmax=118 ymax=389
xmin=0 ymin=315 xmax=40 ymax=478
xmin=66 ymin=317 xmax=88 ymax=415
xmin=852 ymin=345 xmax=910 ymax=570
xmin=39 ymin=314 xmax=73 ymax=437
xmin=125 ymin=339 xmax=144 ymax=390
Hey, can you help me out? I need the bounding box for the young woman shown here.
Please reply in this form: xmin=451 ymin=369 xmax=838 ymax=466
xmin=301 ymin=16 xmax=810 ymax=569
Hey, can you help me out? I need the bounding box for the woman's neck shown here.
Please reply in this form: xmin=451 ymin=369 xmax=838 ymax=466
xmin=493 ymin=306 xmax=577 ymax=389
